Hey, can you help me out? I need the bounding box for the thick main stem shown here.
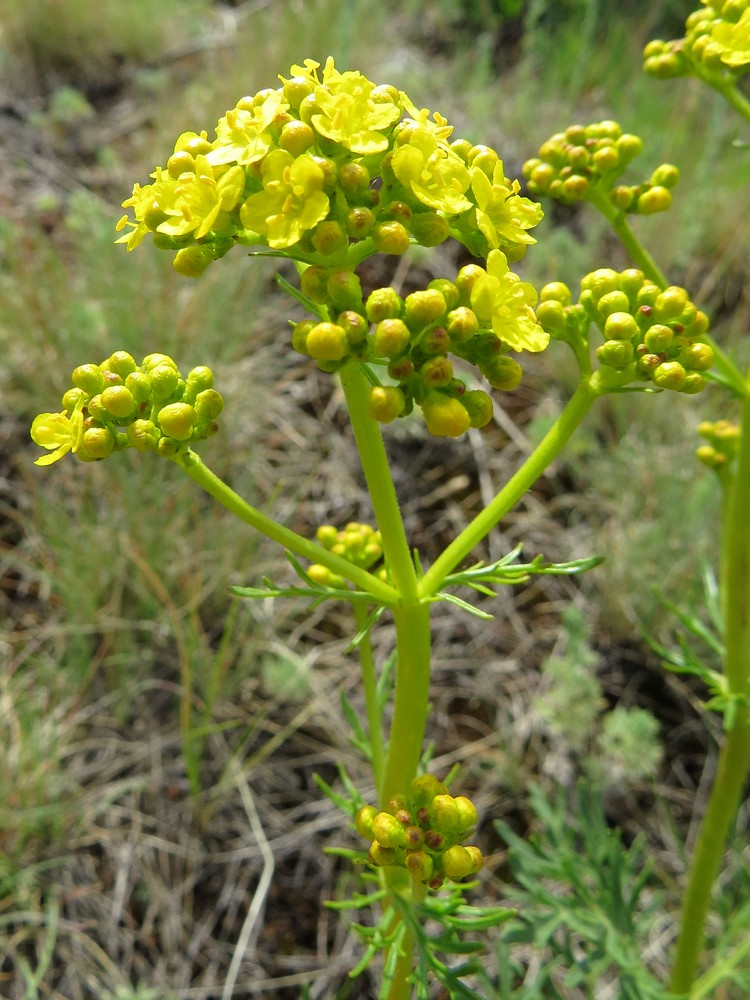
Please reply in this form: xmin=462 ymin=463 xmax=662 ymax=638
xmin=669 ymin=381 xmax=750 ymax=993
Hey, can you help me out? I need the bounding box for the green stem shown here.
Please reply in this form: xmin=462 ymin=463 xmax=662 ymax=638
xmin=706 ymin=77 xmax=750 ymax=125
xmin=339 ymin=363 xmax=418 ymax=602
xmin=587 ymin=188 xmax=669 ymax=288
xmin=669 ymin=381 xmax=750 ymax=994
xmin=353 ymin=600 xmax=385 ymax=792
xmin=418 ymin=378 xmax=600 ymax=599
xmin=171 ymin=449 xmax=399 ymax=606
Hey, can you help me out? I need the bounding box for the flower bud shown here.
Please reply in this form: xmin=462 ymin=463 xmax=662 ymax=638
xmin=279 ymin=119 xmax=315 ymax=156
xmin=373 ymin=221 xmax=410 ymax=255
xmin=195 ymin=389 xmax=224 ymax=420
xmin=368 ymin=386 xmax=405 ymax=423
xmin=150 ymin=364 xmax=182 ymax=403
xmin=404 ymin=825 xmax=425 ymax=850
xmin=372 ymin=812 xmax=406 ymax=849
xmin=637 ymin=186 xmax=671 ymax=214
xmin=184 ymin=366 xmax=214 ymax=401
xmin=535 ymin=300 xmax=567 ymax=336
xmin=465 ymin=845 xmax=484 ymax=873
xmin=420 ymin=357 xmax=453 ymax=388
xmin=654 ymin=286 xmax=689 ymax=322
xmin=338 ymin=310 xmax=369 ymax=346
xmin=125 ymin=371 xmax=152 ymax=404
xmin=429 ymin=794 xmax=460 ymax=834
xmin=173 ymin=246 xmax=214 ymax=278
xmin=411 ymin=774 xmax=448 ymax=807
xmin=442 ymin=845 xmax=475 ymax=880
xmin=127 ymin=418 xmax=159 ymax=451
xmin=462 ymin=389 xmax=493 ymax=428
xmin=355 ymin=805 xmax=378 ymax=839
xmin=311 ymin=220 xmax=347 ymax=255
xmin=598 ymin=291 xmax=631 ymax=318
xmin=454 ymin=796 xmax=478 ymax=832
xmin=603 ymin=311 xmax=639 ymax=341
xmin=157 ymin=402 xmax=196 ymax=440
xmin=446 ymin=306 xmax=479 ymax=343
xmin=101 ymin=385 xmax=136 ymax=418
xmin=339 ymin=162 xmax=370 ymax=198
xmin=408 ymin=212 xmax=450 ymax=247
xmin=82 ymin=426 xmax=115 ymax=459
xmin=374 ymin=318 xmax=410 ymax=358
xmin=482 ymin=355 xmax=523 ymax=391
xmin=651 ymin=163 xmax=679 ymax=188
xmin=680 ymin=342 xmax=713 ymax=372
xmin=300 ymin=266 xmax=329 ymax=303
xmin=366 ymin=287 xmax=403 ymax=322
xmin=369 ymin=842 xmax=396 ymax=867
xmin=455 ymin=264 xmax=486 ymax=304
xmin=652 ymin=360 xmax=686 ymax=390
xmin=421 ymin=393 xmax=471 ymax=438
xmin=582 ymin=268 xmax=621 ymax=301
xmin=681 ymin=372 xmax=705 ymax=394
xmin=616 ymin=133 xmax=644 ymax=162
xmin=404 ymin=289 xmax=447 ymax=329
xmin=597 ymin=340 xmax=634 ymax=369
xmin=72 ymin=364 xmax=104 ymax=396
xmin=406 ymin=849 xmax=434 ymax=882
xmin=643 ymin=324 xmax=673 ymax=353
xmin=327 ymin=270 xmax=363 ymax=312
xmin=346 ymin=207 xmax=375 ymax=238
xmin=306 ymin=322 xmax=349 ymax=361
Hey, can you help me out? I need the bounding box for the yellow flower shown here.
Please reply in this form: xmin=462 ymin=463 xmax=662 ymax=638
xmin=399 ymin=92 xmax=454 ymax=142
xmin=157 ymin=156 xmax=244 ymax=239
xmin=470 ymin=162 xmax=543 ymax=251
xmin=710 ymin=9 xmax=750 ymax=67
xmin=116 ymin=167 xmax=180 ymax=250
xmin=470 ymin=250 xmax=549 ymax=353
xmin=311 ymin=58 xmax=401 ymax=154
xmin=207 ymin=90 xmax=288 ymax=166
xmin=391 ymin=126 xmax=472 ymax=215
xmin=30 ymin=399 xmax=85 ymax=466
xmin=239 ymin=149 xmax=329 ymax=248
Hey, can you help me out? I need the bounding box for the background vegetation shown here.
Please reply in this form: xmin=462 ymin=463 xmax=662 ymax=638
xmin=1 ymin=0 xmax=748 ymax=996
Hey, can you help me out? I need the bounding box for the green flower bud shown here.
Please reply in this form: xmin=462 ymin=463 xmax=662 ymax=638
xmin=482 ymin=355 xmax=523 ymax=391
xmin=427 ymin=278 xmax=459 ymax=312
xmin=637 ymin=186 xmax=672 ymax=214
xmin=127 ymin=418 xmax=159 ymax=451
xmin=582 ymin=268 xmax=621 ymax=302
xmin=372 ymin=812 xmax=406 ymax=849
xmin=592 ymin=145 xmax=620 ymax=173
xmin=374 ymin=318 xmax=410 ymax=358
xmin=611 ymin=185 xmax=637 ymax=211
xmin=62 ymin=387 xmax=87 ymax=413
xmin=184 ymin=366 xmax=214 ymax=402
xmin=86 ymin=394 xmax=109 ymax=422
xmin=300 ymin=265 xmax=329 ymax=304
xmin=680 ymin=342 xmax=713 ymax=372
xmin=462 ymin=389 xmax=493 ymax=429
xmin=411 ymin=774 xmax=448 ymax=807
xmin=278 ymin=119 xmax=314 ymax=156
xmin=167 ymin=150 xmax=195 ymax=178
xmin=620 ymin=268 xmax=645 ymax=303
xmin=373 ymin=221 xmax=410 ymax=255
xmin=72 ymin=364 xmax=104 ymax=396
xmin=442 ymin=845 xmax=475 ymax=880
xmin=388 ymin=357 xmax=414 ymax=381
xmin=368 ymin=386 xmax=405 ymax=424
xmin=327 ymin=270 xmax=363 ymax=312
xmin=194 ymin=388 xmax=224 ymax=420
xmin=150 ymin=364 xmax=181 ymax=403
xmin=652 ymin=360 xmax=686 ymax=390
xmin=308 ymin=154 xmax=337 ymax=192
xmin=681 ymin=372 xmax=705 ymax=394
xmin=424 ymin=828 xmax=446 ymax=852
xmin=105 ymin=351 xmax=137 ymax=378
xmin=311 ymin=220 xmax=347 ymax=256
xmin=616 ymin=133 xmax=644 ymax=162
xmin=404 ymin=825 xmax=425 ymax=850
xmin=369 ymin=842 xmax=396 ymax=867
xmin=291 ymin=319 xmax=316 ymax=355
xmin=409 ymin=212 xmax=450 ymax=247
xmin=338 ymin=310 xmax=369 ymax=346
xmin=173 ymin=246 xmax=213 ymax=278
xmin=406 ymin=849 xmax=434 ymax=882
xmin=683 ymin=310 xmax=709 ymax=338
xmin=142 ymin=353 xmax=178 ymax=372
xmin=597 ymin=290 xmax=631 ymax=318
xmin=420 ymin=357 xmax=453 ymax=388
xmin=306 ymin=322 xmax=349 ymax=362
xmin=125 ymin=371 xmax=152 ymax=404
xmin=539 ymin=281 xmax=572 ymax=307
xmin=597 ymin=340 xmax=634 ymax=369
xmin=455 ymin=264 xmax=486 ymax=305
xmin=82 ymin=425 xmax=115 ymax=459
xmin=454 ymin=796 xmax=478 ymax=832
xmin=366 ymin=287 xmax=403 ymax=323
xmin=354 ymin=805 xmax=378 ymax=839
xmin=535 ymin=300 xmax=567 ymax=336
xmin=421 ymin=392 xmax=471 ymax=438
xmin=644 ymin=324 xmax=674 ymax=353
xmin=101 ymin=385 xmax=136 ymax=418
xmin=603 ymin=311 xmax=639 ymax=341
xmin=446 ymin=307 xmax=479 ymax=343
xmin=420 ymin=327 xmax=450 ymax=355
xmin=469 ymin=143 xmax=499 ymax=175
xmin=527 ymin=161 xmax=555 ymax=194
xmin=651 ymin=163 xmax=679 ymax=188
xmin=429 ymin=794 xmax=460 ymax=834
xmin=561 ymin=175 xmax=589 ymax=200
xmin=338 ymin=162 xmax=370 ymax=198
xmin=465 ymin=845 xmax=483 ymax=873
xmin=157 ymin=402 xmax=196 ymax=440
xmin=346 ymin=206 xmax=375 ymax=238
xmin=654 ymin=286 xmax=689 ymax=322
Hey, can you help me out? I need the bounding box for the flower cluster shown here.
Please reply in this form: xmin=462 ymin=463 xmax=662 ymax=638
xmin=30 ymin=352 xmax=223 ymax=465
xmin=535 ymin=268 xmax=713 ymax=393
xmin=294 ymin=250 xmax=547 ymax=436
xmin=307 ymin=521 xmax=384 ymax=587
xmin=116 ymin=57 xmax=542 ymax=271
xmin=644 ymin=1 xmax=750 ymax=80
xmin=696 ymin=419 xmax=741 ymax=469
xmin=355 ymin=775 xmax=483 ymax=889
xmin=522 ymin=120 xmax=679 ymax=214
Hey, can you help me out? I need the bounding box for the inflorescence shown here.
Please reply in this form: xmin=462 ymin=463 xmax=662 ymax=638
xmin=31 ymin=352 xmax=223 ymax=465
xmin=355 ymin=775 xmax=483 ymax=889
xmin=536 ymin=269 xmax=713 ymax=393
xmin=114 ymin=57 xmax=550 ymax=437
xmin=644 ymin=1 xmax=750 ymax=80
